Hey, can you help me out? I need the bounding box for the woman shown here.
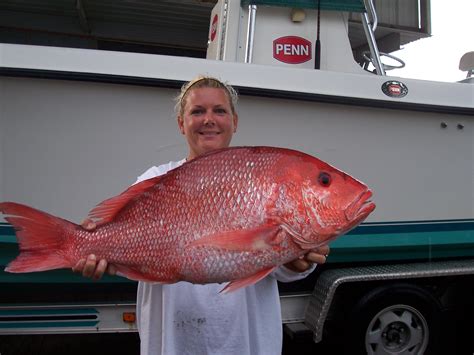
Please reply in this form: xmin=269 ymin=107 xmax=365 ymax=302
xmin=75 ymin=76 xmax=329 ymax=354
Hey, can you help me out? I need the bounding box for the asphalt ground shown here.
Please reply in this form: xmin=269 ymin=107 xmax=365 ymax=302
xmin=0 ymin=332 xmax=329 ymax=355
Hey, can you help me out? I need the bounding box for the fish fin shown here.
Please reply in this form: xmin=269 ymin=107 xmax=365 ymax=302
xmin=0 ymin=202 xmax=73 ymax=272
xmin=187 ymin=224 xmax=283 ymax=252
xmin=87 ymin=176 xmax=163 ymax=226
xmin=220 ymin=267 xmax=276 ymax=293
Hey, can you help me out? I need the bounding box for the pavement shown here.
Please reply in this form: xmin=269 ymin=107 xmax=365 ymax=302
xmin=0 ymin=332 xmax=331 ymax=355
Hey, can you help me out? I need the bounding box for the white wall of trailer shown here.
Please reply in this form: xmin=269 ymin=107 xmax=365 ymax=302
xmin=0 ymin=66 xmax=472 ymax=224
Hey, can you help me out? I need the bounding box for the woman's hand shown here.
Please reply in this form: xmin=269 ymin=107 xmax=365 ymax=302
xmin=72 ymin=219 xmax=116 ymax=280
xmin=284 ymin=245 xmax=330 ymax=273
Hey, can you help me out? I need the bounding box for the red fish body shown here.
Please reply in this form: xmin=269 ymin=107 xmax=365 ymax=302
xmin=0 ymin=147 xmax=375 ymax=292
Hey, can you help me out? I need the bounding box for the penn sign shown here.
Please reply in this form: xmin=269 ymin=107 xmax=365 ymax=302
xmin=273 ymin=36 xmax=312 ymax=64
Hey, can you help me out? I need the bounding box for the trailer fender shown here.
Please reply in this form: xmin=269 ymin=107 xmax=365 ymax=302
xmin=304 ymin=259 xmax=474 ymax=344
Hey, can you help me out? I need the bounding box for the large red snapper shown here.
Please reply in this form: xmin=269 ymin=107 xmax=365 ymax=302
xmin=0 ymin=146 xmax=375 ymax=292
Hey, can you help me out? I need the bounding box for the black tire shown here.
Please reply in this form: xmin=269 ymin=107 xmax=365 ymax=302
xmin=344 ymin=283 xmax=443 ymax=355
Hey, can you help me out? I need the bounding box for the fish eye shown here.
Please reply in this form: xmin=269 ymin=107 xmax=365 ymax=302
xmin=318 ymin=172 xmax=332 ymax=187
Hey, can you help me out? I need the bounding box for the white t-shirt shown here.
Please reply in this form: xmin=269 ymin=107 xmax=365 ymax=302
xmin=135 ymin=159 xmax=315 ymax=355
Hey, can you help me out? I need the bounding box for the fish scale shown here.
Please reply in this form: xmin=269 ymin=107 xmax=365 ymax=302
xmin=0 ymin=146 xmax=375 ymax=292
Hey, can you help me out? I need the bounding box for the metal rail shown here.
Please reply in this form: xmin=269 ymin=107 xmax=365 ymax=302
xmin=361 ymin=0 xmax=385 ymax=75
xmin=245 ymin=5 xmax=257 ymax=63
xmin=0 ymin=303 xmax=137 ymax=334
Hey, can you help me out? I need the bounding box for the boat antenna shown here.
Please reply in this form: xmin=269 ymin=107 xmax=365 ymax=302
xmin=315 ymin=0 xmax=321 ymax=69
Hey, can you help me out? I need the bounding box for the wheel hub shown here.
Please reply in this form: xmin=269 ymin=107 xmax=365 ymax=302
xmin=382 ymin=321 xmax=409 ymax=349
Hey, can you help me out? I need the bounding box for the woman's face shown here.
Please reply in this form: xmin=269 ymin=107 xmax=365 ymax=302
xmin=178 ymin=87 xmax=238 ymax=160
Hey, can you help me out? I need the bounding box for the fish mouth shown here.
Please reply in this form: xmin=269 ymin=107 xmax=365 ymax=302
xmin=345 ymin=190 xmax=376 ymax=223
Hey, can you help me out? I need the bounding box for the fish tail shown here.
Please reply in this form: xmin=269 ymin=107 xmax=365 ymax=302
xmin=0 ymin=202 xmax=75 ymax=273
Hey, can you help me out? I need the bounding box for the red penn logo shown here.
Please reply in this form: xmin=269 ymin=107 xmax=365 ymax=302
xmin=273 ymin=36 xmax=312 ymax=64
xmin=210 ymin=14 xmax=218 ymax=42
xmin=381 ymin=81 xmax=408 ymax=98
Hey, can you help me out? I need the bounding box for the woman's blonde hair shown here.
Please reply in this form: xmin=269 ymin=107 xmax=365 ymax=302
xmin=174 ymin=76 xmax=238 ymax=116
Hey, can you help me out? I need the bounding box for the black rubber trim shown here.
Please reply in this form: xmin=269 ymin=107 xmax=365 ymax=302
xmin=1 ymin=67 xmax=473 ymax=116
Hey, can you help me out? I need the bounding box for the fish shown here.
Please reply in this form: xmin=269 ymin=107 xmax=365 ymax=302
xmin=0 ymin=146 xmax=375 ymax=292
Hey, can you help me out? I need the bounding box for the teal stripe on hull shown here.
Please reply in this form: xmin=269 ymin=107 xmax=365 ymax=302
xmin=0 ymin=308 xmax=98 ymax=316
xmin=0 ymin=321 xmax=99 ymax=329
xmin=0 ymin=223 xmax=16 ymax=243
xmin=348 ymin=220 xmax=474 ymax=235
xmin=330 ymin=228 xmax=474 ymax=262
xmin=2 ymin=220 xmax=474 ymax=269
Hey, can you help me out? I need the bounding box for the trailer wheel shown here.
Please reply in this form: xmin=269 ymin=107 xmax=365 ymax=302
xmin=345 ymin=284 xmax=442 ymax=355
